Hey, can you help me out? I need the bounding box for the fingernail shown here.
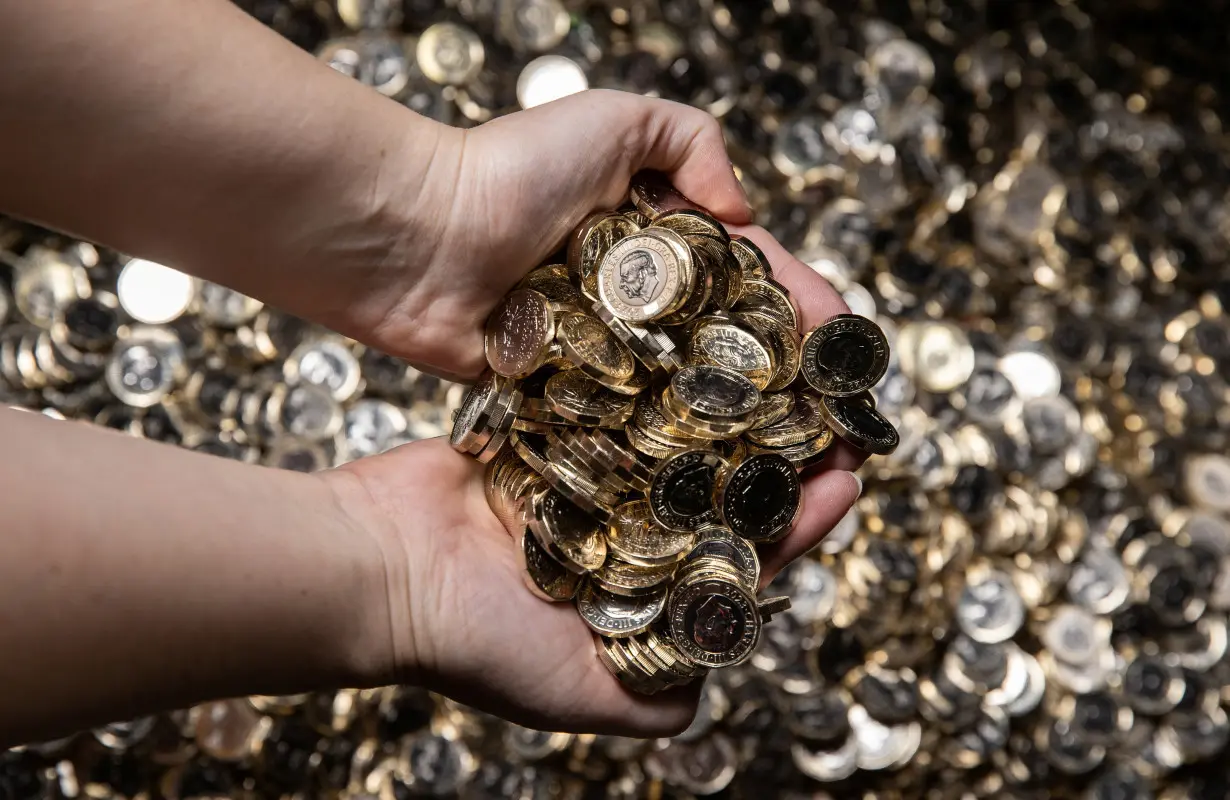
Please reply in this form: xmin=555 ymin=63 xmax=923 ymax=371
xmin=850 ymin=473 xmax=863 ymax=498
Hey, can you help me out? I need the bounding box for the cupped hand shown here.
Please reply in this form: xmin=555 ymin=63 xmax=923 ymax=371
xmin=372 ymin=89 xmax=753 ymax=379
xmin=322 ymin=204 xmax=869 ymax=736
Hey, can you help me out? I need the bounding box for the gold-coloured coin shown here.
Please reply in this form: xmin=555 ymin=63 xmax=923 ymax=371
xmin=577 ymin=581 xmax=667 ymax=638
xmin=666 ymin=365 xmax=761 ymax=426
xmin=729 ymin=234 xmax=773 ymax=280
xmin=748 ymin=426 xmax=836 ymax=469
xmin=556 ymin=312 xmax=636 ymax=384
xmin=597 ymin=228 xmax=695 ymax=323
xmin=517 ymin=528 xmax=584 ymax=602
xmin=416 ymin=22 xmax=485 ymax=86
xmin=800 ymin=314 xmax=891 ymax=397
xmin=657 ymin=265 xmax=712 ymax=327
xmin=519 ymin=264 xmax=585 ymax=306
xmin=569 ymin=212 xmax=641 ymax=299
xmin=625 ymin=423 xmax=685 ymax=460
xmin=737 ymin=278 xmax=798 ymax=331
xmin=816 ymin=393 xmax=900 ymax=455
xmin=750 ymin=391 xmax=797 ymax=429
xmin=667 ymin=575 xmax=761 ymax=668
xmin=688 ymin=235 xmax=744 ymax=310
xmin=745 ymin=391 xmax=827 ymax=447
xmin=540 ymin=461 xmax=619 ymax=524
xmin=634 ymin=392 xmax=693 ymax=445
xmin=607 ymin=500 xmax=697 ymax=567
xmin=740 ymin=310 xmax=803 ymax=391
xmin=686 ymin=317 xmax=775 ymax=390
xmin=527 ymin=484 xmax=607 ymax=574
xmin=484 ymin=288 xmax=557 ymax=379
xmin=543 ymin=370 xmax=634 ymax=427
xmin=654 ymin=209 xmax=730 ymax=243
xmin=592 ymin=557 xmax=678 ymax=596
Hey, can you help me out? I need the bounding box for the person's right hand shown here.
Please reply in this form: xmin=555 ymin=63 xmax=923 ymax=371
xmin=322 ymin=434 xmax=862 ymax=738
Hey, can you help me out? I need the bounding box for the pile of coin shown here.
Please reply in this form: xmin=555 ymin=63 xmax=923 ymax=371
xmin=6 ymin=0 xmax=1230 ymax=797
xmin=450 ymin=173 xmax=897 ymax=693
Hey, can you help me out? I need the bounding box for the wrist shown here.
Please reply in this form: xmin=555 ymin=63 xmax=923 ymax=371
xmin=314 ymin=466 xmax=421 ymax=688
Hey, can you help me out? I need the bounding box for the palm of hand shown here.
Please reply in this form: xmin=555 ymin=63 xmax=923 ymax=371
xmin=339 ymin=438 xmax=699 ymax=736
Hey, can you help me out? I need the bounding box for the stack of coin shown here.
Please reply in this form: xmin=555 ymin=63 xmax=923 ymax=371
xmin=452 ymin=173 xmax=898 ymax=694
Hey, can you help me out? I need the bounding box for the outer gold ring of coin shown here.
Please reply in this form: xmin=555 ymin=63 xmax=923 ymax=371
xmin=654 ymin=209 xmax=731 ymax=243
xmin=528 ymin=484 xmax=607 ymax=573
xmin=577 ymin=581 xmax=668 ymax=638
xmin=484 ymin=288 xmax=557 ymax=378
xmin=738 ymin=278 xmax=799 ymax=331
xmin=597 ymin=228 xmax=694 ymax=323
xmin=667 ymin=365 xmax=761 ymax=425
xmin=416 ymin=22 xmax=485 ymax=86
xmin=625 ymin=423 xmax=684 ymax=460
xmin=729 ymin=234 xmax=773 ymax=280
xmin=748 ymin=426 xmax=836 ymax=469
xmin=667 ymin=577 xmax=761 ymax=668
xmin=745 ymin=392 xmax=827 ymax=448
xmin=593 ymin=557 xmax=678 ymax=596
xmin=816 ymin=393 xmax=900 ymax=455
xmin=688 ymin=526 xmax=762 ymax=588
xmin=540 ymin=461 xmax=619 ymax=524
xmin=517 ymin=528 xmax=584 ymax=602
xmin=557 ymin=312 xmax=636 ymax=384
xmin=544 ymin=370 xmax=635 ymax=427
xmin=607 ymin=500 xmax=697 ymax=567
xmin=568 ymin=212 xmax=640 ymax=299
xmin=749 ymin=391 xmax=796 ymax=429
xmin=800 ymin=314 xmax=891 ymax=397
xmin=740 ymin=310 xmax=803 ymax=391
xmin=657 ymin=266 xmax=712 ymax=327
xmin=686 ymin=318 xmax=776 ymax=390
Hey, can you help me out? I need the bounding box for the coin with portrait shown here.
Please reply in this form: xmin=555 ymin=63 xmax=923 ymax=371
xmin=649 ymin=448 xmax=726 ymax=532
xmin=668 ymin=577 xmax=760 ymax=668
xmin=597 ymin=230 xmax=692 ymax=322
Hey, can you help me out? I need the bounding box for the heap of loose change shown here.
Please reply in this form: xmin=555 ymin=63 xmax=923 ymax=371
xmin=451 ymin=174 xmax=899 ymax=695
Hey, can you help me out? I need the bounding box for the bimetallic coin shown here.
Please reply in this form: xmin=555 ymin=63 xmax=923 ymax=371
xmin=517 ymin=528 xmax=583 ymax=602
xmin=116 ymin=258 xmax=196 ymax=324
xmin=817 ymin=393 xmax=900 ymax=455
xmin=528 ymin=485 xmax=607 ymax=573
xmin=449 ymin=373 xmax=503 ymax=453
xmin=655 ymin=209 xmax=730 ymax=244
xmin=729 ymin=235 xmax=772 ymax=280
xmin=897 ymin=321 xmax=975 ymax=393
xmin=597 ymin=229 xmax=693 ymax=323
xmin=668 ymin=575 xmax=760 ymax=668
xmin=686 ymin=318 xmax=774 ymax=389
xmin=801 ymin=315 xmax=890 ymax=397
xmin=496 ymin=0 xmax=570 ymax=52
xmin=484 ymin=288 xmax=557 ymax=378
xmin=649 ymin=448 xmax=726 ymax=532
xmin=569 ymin=213 xmax=641 ymax=299
xmin=279 ymin=384 xmax=345 ymax=442
xmin=746 ymin=391 xmax=827 ymax=447
xmin=543 ymin=370 xmax=634 ymax=427
xmin=629 ymin=170 xmax=694 ymax=220
xmin=593 ymin=557 xmax=677 ymax=596
xmin=516 ymin=55 xmax=588 ymax=109
xmin=284 ymin=339 xmax=362 ymax=402
xmin=741 ymin=310 xmax=802 ymax=391
xmin=714 ymin=454 xmax=801 ymax=543
xmin=791 ymin=735 xmax=860 ymax=783
xmin=737 ymin=278 xmax=798 ymax=331
xmin=577 ymin=581 xmax=667 ymax=638
xmin=748 ymin=427 xmax=836 ymax=469
xmin=344 ymin=399 xmax=408 ymax=459
xmin=197 ymin=281 xmax=263 ymax=326
xmin=750 ymin=391 xmax=796 ymax=429
xmin=557 ymin=312 xmax=636 ymax=384
xmin=416 ymin=23 xmax=485 ymax=86
xmin=956 ymin=569 xmax=1025 ymax=643
xmin=105 ymin=332 xmax=183 ymax=408
xmin=668 ymin=365 xmax=761 ymax=424
xmin=607 ymin=501 xmax=696 ymax=567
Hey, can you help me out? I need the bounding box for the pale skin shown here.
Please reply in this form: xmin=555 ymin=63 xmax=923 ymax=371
xmin=0 ymin=0 xmax=865 ymax=748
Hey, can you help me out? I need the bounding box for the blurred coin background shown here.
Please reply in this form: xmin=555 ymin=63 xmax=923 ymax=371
xmin=3 ymin=0 xmax=1230 ymax=797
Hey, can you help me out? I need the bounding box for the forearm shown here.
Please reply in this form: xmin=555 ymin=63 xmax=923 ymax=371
xmin=0 ymin=0 xmax=451 ymax=339
xmin=0 ymin=409 xmax=391 ymax=748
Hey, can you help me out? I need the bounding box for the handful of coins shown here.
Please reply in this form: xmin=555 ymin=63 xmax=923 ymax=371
xmin=451 ymin=173 xmax=899 ymax=694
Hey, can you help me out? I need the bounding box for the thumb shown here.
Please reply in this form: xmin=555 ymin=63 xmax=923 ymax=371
xmin=602 ymin=91 xmax=753 ymax=224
